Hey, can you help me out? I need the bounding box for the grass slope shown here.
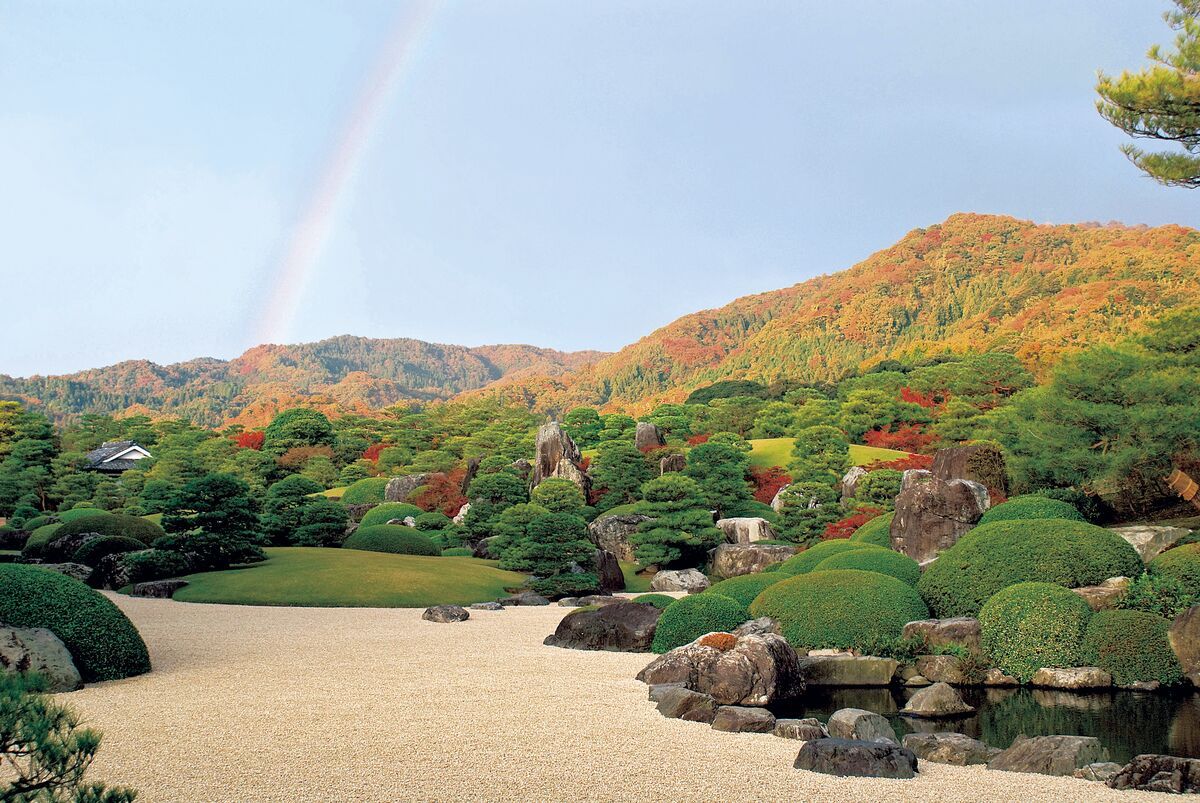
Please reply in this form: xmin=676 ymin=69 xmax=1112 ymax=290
xmin=172 ymin=547 xmax=526 ymax=608
xmin=747 ymin=438 xmax=909 ymax=470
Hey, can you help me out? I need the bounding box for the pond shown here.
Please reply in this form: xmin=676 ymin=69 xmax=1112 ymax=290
xmin=770 ymin=686 xmax=1200 ymax=764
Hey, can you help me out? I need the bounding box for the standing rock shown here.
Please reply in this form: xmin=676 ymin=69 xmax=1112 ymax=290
xmin=593 ymin=548 xmax=625 ymax=592
xmin=509 ymin=458 xmax=532 ymax=483
xmin=901 ymin=682 xmax=975 ymax=718
xmin=655 ymin=687 xmax=717 ymax=723
xmin=827 ymin=708 xmax=897 ymax=743
xmin=422 ymin=605 xmax=470 ymax=623
xmin=709 ymin=543 xmax=796 ymax=579
xmin=0 ymin=626 xmax=82 ymax=693
xmin=659 ymin=453 xmax=687 ymax=475
xmin=650 ymin=568 xmax=710 ymax=593
xmin=711 ymin=705 xmax=776 ymax=733
xmin=715 ymin=517 xmax=778 ymax=544
xmin=452 ymin=503 xmax=471 ymax=525
xmin=770 ymin=484 xmax=791 ymax=513
xmin=385 ymin=474 xmax=429 ymax=503
xmin=1110 ymin=525 xmax=1190 ymax=563
xmin=543 ymin=459 xmax=592 ymax=498
xmin=930 ymin=443 xmax=1010 ymax=496
xmin=544 ymin=602 xmax=662 ymax=652
xmin=890 ymin=471 xmax=989 ymax=563
xmin=530 ymin=422 xmax=585 ymax=491
xmin=794 ymin=739 xmax=918 ymax=779
xmin=775 ymin=718 xmax=829 ymax=741
xmin=587 ymin=513 xmax=649 ymax=563
xmin=902 ymin=733 xmax=999 ymax=766
xmin=902 ymin=618 xmax=982 ymax=653
xmin=1107 ymin=754 xmax=1200 ymax=793
xmin=840 ymin=466 xmax=869 ymax=503
xmin=987 ymin=735 xmax=1109 ymax=776
xmin=461 ymin=457 xmax=481 ymax=494
xmin=636 ymin=632 xmax=803 ymax=706
xmin=1170 ymin=605 xmax=1200 ymax=686
xmin=634 ymin=422 xmax=666 ymax=451
xmin=1029 ymin=667 xmax=1112 ymax=689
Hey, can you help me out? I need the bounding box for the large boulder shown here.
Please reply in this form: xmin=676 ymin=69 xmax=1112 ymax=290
xmin=796 ymin=655 xmax=898 ymax=687
xmin=840 ymin=466 xmax=869 ymax=503
xmin=711 ymin=705 xmax=776 ymax=733
xmin=901 ymin=682 xmax=975 ymax=718
xmin=659 ymin=453 xmax=687 ymax=475
xmin=0 ymin=626 xmax=82 ymax=693
xmin=634 ymin=422 xmax=666 ymax=451
xmin=544 ymin=602 xmax=661 ymax=652
xmin=902 ymin=733 xmax=999 ymax=766
xmin=654 ymin=687 xmax=717 ymax=723
xmin=44 ymin=532 xmax=101 ymax=563
xmin=902 ymin=617 xmax=982 ymax=653
xmin=827 ymin=708 xmax=897 ymax=743
xmin=422 ymin=605 xmax=469 ymax=623
xmin=587 ymin=513 xmax=649 ymax=563
xmin=1072 ymin=577 xmax=1131 ymax=611
xmin=987 ymin=735 xmax=1109 ymax=776
xmin=1029 ymin=667 xmax=1112 ymax=689
xmin=530 ymin=422 xmax=584 ymax=487
xmin=890 ymin=470 xmax=989 ymax=563
xmin=650 ymin=568 xmax=710 ymax=593
xmin=1170 ymin=605 xmax=1200 ymax=686
xmin=38 ymin=562 xmax=92 ymax=583
xmin=930 ymin=443 xmax=1010 ymax=496
xmin=593 ymin=548 xmax=624 ymax=592
xmin=794 ymin=739 xmax=918 ymax=779
xmin=709 ymin=543 xmax=796 ymax=579
xmin=715 ymin=517 xmax=778 ymax=545
xmin=384 ymin=474 xmax=428 ymax=503
xmin=1110 ymin=525 xmax=1191 ymax=563
xmin=130 ymin=579 xmax=188 ymax=598
xmin=636 ymin=632 xmax=803 ymax=706
xmin=775 ymin=718 xmax=829 ymax=741
xmin=1107 ymin=754 xmax=1200 ymax=793
xmin=471 ymin=535 xmax=502 ymax=560
xmin=914 ymin=655 xmax=966 ymax=685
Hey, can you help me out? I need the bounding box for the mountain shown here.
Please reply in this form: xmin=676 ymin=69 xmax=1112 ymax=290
xmin=0 ymin=336 xmax=606 ymax=427
xmin=473 ymin=213 xmax=1200 ymax=412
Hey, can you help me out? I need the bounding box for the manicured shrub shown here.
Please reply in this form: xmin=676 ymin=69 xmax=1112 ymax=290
xmin=0 ymin=564 xmax=150 ymax=682
xmin=750 ymin=569 xmax=930 ymax=652
xmin=978 ymin=495 xmax=1085 ymax=525
xmin=20 ymin=523 xmax=64 ymax=557
xmin=23 ymin=515 xmax=55 ymax=530
xmin=917 ymin=519 xmax=1144 ymax=617
xmin=777 ymin=540 xmax=881 ymax=575
xmin=359 ymin=503 xmax=425 ymax=528
xmin=51 ymin=514 xmax=165 ymax=548
xmin=814 ymin=548 xmax=921 ymax=586
xmin=56 ymin=508 xmax=106 ymax=523
xmin=632 ymin=593 xmax=675 ymax=609
xmin=979 ymin=582 xmax=1093 ymax=682
xmin=1119 ymin=573 xmax=1200 ymax=619
xmin=441 ymin=547 xmax=473 ymax=557
xmin=121 ymin=549 xmax=193 ymax=585
xmin=848 ymin=511 xmax=894 ymax=547
xmin=72 ymin=536 xmax=146 ymax=567
xmin=340 ymin=478 xmax=390 ymax=505
xmin=650 ymin=594 xmax=750 ymax=653
xmin=1149 ymin=543 xmax=1200 ymax=594
xmin=342 ymin=524 xmax=440 ymax=556
xmin=413 ymin=511 xmax=453 ymax=531
xmin=1081 ymin=610 xmax=1184 ymax=685
xmin=704 ymin=573 xmax=787 ymax=608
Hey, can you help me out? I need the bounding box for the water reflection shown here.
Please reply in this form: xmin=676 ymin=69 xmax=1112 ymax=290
xmin=771 ymin=686 xmax=1200 ymax=764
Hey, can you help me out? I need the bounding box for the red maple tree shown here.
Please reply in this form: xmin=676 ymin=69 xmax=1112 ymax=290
xmin=749 ymin=466 xmax=791 ymax=505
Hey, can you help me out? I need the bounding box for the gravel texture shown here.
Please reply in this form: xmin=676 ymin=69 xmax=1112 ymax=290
xmin=62 ymin=595 xmax=1171 ymax=802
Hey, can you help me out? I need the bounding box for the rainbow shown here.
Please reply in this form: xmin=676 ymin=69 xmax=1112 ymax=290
xmin=255 ymin=1 xmax=440 ymax=345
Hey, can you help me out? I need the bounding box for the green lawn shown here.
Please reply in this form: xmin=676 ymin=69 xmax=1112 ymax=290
xmin=747 ymin=438 xmax=910 ymax=470
xmin=172 ymin=547 xmax=527 ymax=608
xmin=619 ymin=560 xmax=653 ymax=593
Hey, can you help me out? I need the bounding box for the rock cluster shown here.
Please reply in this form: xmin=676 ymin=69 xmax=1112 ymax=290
xmin=1107 ymin=754 xmax=1200 ymax=793
xmin=422 ymin=605 xmax=469 ymax=623
xmin=637 ymin=631 xmax=803 ymax=706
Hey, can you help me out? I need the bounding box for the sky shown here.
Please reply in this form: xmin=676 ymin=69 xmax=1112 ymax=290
xmin=2 ymin=1 xmax=1197 ymax=377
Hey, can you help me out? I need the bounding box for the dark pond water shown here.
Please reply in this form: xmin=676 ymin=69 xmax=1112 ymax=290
xmin=770 ymin=686 xmax=1200 ymax=764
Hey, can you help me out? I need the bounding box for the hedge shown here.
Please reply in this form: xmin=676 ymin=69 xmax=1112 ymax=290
xmin=848 ymin=512 xmax=893 ymax=547
xmin=650 ymin=593 xmax=750 ymax=653
xmin=777 ymin=540 xmax=881 ymax=575
xmin=749 ymin=569 xmax=929 ymax=652
xmin=979 ymin=582 xmax=1092 ymax=683
xmin=340 ymin=478 xmax=391 ymax=505
xmin=72 ymin=535 xmax=147 ymax=567
xmin=978 ymin=495 xmax=1085 ymax=525
xmin=1149 ymin=543 xmax=1200 ymax=595
xmin=0 ymin=564 xmax=150 ymax=681
xmin=359 ymin=503 xmax=425 ymax=528
xmin=441 ymin=547 xmax=473 ymax=557
xmin=814 ymin=548 xmax=921 ymax=586
xmin=704 ymin=573 xmax=787 ymax=608
xmin=51 ymin=514 xmax=165 ymax=548
xmin=917 ymin=519 xmax=1143 ymax=617
xmin=632 ymin=593 xmax=675 ymax=609
xmin=23 ymin=515 xmax=55 ymax=531
xmin=21 ymin=523 xmax=64 ymax=557
xmin=1082 ymin=609 xmax=1184 ymax=685
xmin=56 ymin=507 xmax=106 ymax=523
xmin=342 ymin=524 xmax=440 ymax=556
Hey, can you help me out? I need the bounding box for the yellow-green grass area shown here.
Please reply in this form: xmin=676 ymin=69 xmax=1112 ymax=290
xmin=747 ymin=438 xmax=910 ymax=470
xmin=620 ymin=561 xmax=654 ymax=593
xmin=172 ymin=547 xmax=527 ymax=608
xmin=317 ymin=486 xmax=347 ymax=499
xmin=142 ymin=513 xmax=163 ymax=525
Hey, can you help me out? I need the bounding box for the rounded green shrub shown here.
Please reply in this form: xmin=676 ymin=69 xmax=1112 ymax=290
xmin=632 ymin=593 xmax=675 ymax=609
xmin=342 ymin=524 xmax=440 ymax=556
xmin=72 ymin=535 xmax=146 ymax=567
xmin=0 ymin=564 xmax=150 ymax=681
xmin=978 ymin=495 xmax=1084 ymax=525
xmin=777 ymin=540 xmax=881 ymax=575
xmin=23 ymin=515 xmax=55 ymax=531
xmin=340 ymin=478 xmax=390 ymax=505
xmin=441 ymin=547 xmax=473 ymax=557
xmin=979 ymin=582 xmax=1093 ymax=682
xmin=57 ymin=507 xmax=106 ymax=523
xmin=650 ymin=593 xmax=750 ymax=653
xmin=1150 ymin=543 xmax=1200 ymax=594
xmin=53 ymin=514 xmax=165 ymax=547
xmin=1082 ymin=609 xmax=1183 ymax=685
xmin=849 ymin=512 xmax=894 ymax=547
xmin=121 ymin=549 xmax=193 ymax=585
xmin=750 ymin=569 xmax=929 ymax=652
xmin=917 ymin=519 xmax=1143 ymax=617
xmin=21 ymin=523 xmax=64 ymax=557
xmin=359 ymin=502 xmax=425 ymax=528
xmin=704 ymin=573 xmax=787 ymax=607
xmin=814 ymin=548 xmax=921 ymax=586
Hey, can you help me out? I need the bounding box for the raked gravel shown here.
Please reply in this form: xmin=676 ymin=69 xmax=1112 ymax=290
xmin=61 ymin=595 xmax=1172 ymax=803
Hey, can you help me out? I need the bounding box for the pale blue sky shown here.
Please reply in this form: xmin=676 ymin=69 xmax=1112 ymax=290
xmin=2 ymin=1 xmax=1195 ymax=377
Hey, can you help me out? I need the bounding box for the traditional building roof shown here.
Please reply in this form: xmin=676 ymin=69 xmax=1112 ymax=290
xmin=84 ymin=440 xmax=152 ymax=472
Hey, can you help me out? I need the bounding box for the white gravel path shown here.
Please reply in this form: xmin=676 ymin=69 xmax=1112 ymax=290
xmin=60 ymin=596 xmax=1174 ymax=803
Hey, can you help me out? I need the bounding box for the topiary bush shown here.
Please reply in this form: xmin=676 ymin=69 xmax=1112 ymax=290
xmin=23 ymin=515 xmax=55 ymax=531
xmin=72 ymin=536 xmax=146 ymax=567
xmin=632 ymin=593 xmax=675 ymax=609
xmin=704 ymin=573 xmax=787 ymax=607
xmin=814 ymin=548 xmax=921 ymax=586
xmin=979 ymin=582 xmax=1093 ymax=683
xmin=1081 ymin=609 xmax=1183 ymax=685
xmin=51 ymin=514 xmax=165 ymax=548
xmin=1149 ymin=543 xmax=1200 ymax=594
xmin=21 ymin=523 xmax=64 ymax=558
xmin=359 ymin=503 xmax=425 ymax=528
xmin=848 ymin=511 xmax=894 ymax=547
xmin=978 ymin=495 xmax=1085 ymax=525
xmin=56 ymin=508 xmax=106 ymax=524
xmin=916 ymin=519 xmax=1144 ymax=617
xmin=340 ymin=478 xmax=390 ymax=505
xmin=0 ymin=564 xmax=150 ymax=682
xmin=342 ymin=524 xmax=440 ymax=556
xmin=750 ymin=569 xmax=929 ymax=652
xmin=121 ymin=549 xmax=193 ymax=585
xmin=777 ymin=540 xmax=882 ymax=575
xmin=650 ymin=593 xmax=750 ymax=653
